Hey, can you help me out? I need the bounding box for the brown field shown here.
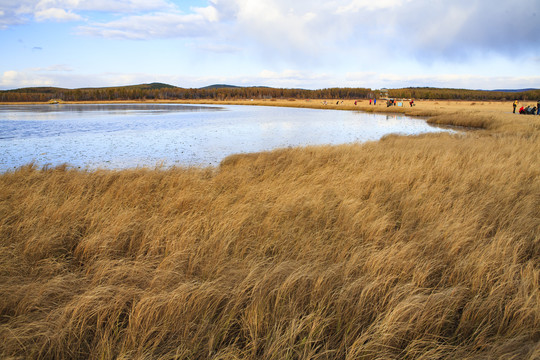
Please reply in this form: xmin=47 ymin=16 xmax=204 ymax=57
xmin=1 ymin=100 xmax=539 ymax=359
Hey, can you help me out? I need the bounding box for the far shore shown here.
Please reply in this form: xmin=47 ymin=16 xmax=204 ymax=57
xmin=2 ymin=98 xmax=538 ymax=133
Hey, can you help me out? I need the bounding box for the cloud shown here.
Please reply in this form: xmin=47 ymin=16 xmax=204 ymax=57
xmin=360 ymin=0 xmax=540 ymax=59
xmin=2 ymin=0 xmax=539 ymax=91
xmin=0 ymin=66 xmax=333 ymax=90
xmin=3 ymin=0 xmax=538 ymax=61
xmin=192 ymin=42 xmax=242 ymax=54
xmin=336 ymin=0 xmax=412 ymax=13
xmin=35 ymin=7 xmax=82 ymax=21
xmin=240 ymin=1 xmax=539 ymax=60
xmin=227 ymin=0 xmax=340 ymax=56
xmin=29 ymin=64 xmax=74 ymax=72
xmin=0 ymin=65 xmax=77 ymax=89
xmin=77 ymin=9 xmax=218 ymax=39
xmin=0 ymin=68 xmax=148 ymax=89
xmin=194 ymin=5 xmax=219 ymax=22
xmin=0 ymin=0 xmax=175 ymax=28
xmin=66 ymin=0 xmax=174 ymax=13
xmin=259 ymin=69 xmax=329 ymax=81
xmin=0 ymin=70 xmax=55 ymax=88
xmin=345 ymin=71 xmax=540 ymax=90
xmin=2 ymin=64 xmax=539 ymax=91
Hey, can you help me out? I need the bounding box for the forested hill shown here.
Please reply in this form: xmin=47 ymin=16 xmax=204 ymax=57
xmin=1 ymin=83 xmax=538 ymax=102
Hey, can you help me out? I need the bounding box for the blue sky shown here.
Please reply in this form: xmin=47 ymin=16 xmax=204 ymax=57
xmin=1 ymin=0 xmax=539 ymax=90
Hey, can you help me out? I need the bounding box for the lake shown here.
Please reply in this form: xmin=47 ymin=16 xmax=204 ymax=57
xmin=0 ymin=103 xmax=451 ymax=171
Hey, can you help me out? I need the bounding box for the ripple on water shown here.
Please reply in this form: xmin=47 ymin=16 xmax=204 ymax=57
xmin=0 ymin=104 xmax=452 ymax=171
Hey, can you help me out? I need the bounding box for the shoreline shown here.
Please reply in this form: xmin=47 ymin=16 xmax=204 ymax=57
xmin=2 ymin=98 xmax=538 ymax=133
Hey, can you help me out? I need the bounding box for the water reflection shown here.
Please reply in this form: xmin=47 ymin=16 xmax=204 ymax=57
xmin=1 ymin=103 xmax=222 ymax=114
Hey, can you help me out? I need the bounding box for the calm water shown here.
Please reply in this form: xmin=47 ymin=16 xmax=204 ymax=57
xmin=0 ymin=103 xmax=450 ymax=171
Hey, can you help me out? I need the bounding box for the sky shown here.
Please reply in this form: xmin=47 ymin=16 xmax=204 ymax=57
xmin=0 ymin=0 xmax=539 ymax=90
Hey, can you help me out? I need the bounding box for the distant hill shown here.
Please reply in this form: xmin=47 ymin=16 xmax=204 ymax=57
xmin=4 ymin=87 xmax=66 ymax=93
xmin=5 ymin=83 xmax=178 ymax=93
xmin=200 ymin=84 xmax=241 ymax=90
xmin=490 ymin=88 xmax=538 ymax=93
xmin=77 ymin=83 xmax=178 ymax=91
xmin=134 ymin=82 xmax=177 ymax=90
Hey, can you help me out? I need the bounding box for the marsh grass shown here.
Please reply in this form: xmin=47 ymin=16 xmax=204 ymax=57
xmin=1 ymin=103 xmax=539 ymax=359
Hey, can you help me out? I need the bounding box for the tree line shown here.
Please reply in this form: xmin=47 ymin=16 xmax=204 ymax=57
xmin=0 ymin=83 xmax=538 ymax=102
xmin=386 ymin=87 xmax=540 ymax=101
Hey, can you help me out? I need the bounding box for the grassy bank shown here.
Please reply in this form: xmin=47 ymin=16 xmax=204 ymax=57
xmin=1 ymin=103 xmax=539 ymax=359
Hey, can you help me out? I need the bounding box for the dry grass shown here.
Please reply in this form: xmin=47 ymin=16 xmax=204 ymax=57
xmin=1 ymin=101 xmax=539 ymax=359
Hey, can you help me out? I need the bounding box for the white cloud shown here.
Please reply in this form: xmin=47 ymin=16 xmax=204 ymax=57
xmin=0 ymin=69 xmax=152 ymax=89
xmin=2 ymin=64 xmax=539 ymax=91
xmin=72 ymin=0 xmax=173 ymax=13
xmin=33 ymin=0 xmax=173 ymax=13
xmin=194 ymin=5 xmax=219 ymax=22
xmin=4 ymin=0 xmax=537 ymax=61
xmin=0 ymin=66 xmax=333 ymax=90
xmin=29 ymin=64 xmax=74 ymax=72
xmin=345 ymin=72 xmax=540 ymax=90
xmin=259 ymin=69 xmax=328 ymax=81
xmin=0 ymin=65 xmax=76 ymax=89
xmin=336 ymin=0 xmax=411 ymax=13
xmin=35 ymin=7 xmax=82 ymax=21
xmin=78 ymin=11 xmax=215 ymax=39
xmin=0 ymin=70 xmax=55 ymax=88
xmin=0 ymin=0 xmax=175 ymax=27
xmin=193 ymin=42 xmax=241 ymax=54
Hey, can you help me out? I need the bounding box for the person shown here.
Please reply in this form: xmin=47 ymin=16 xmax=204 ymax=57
xmin=513 ymin=100 xmax=518 ymax=113
xmin=374 ymin=98 xmax=376 ymax=105
xmin=409 ymin=99 xmax=414 ymax=107
xmin=519 ymin=106 xmax=525 ymax=114
xmin=537 ymin=100 xmax=540 ymax=115
xmin=354 ymin=100 xmax=357 ymax=105
xmin=369 ymin=99 xmax=372 ymax=105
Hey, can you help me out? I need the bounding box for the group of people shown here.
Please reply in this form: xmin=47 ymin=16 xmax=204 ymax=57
xmin=514 ymin=100 xmax=540 ymax=115
xmin=384 ymin=99 xmax=414 ymax=107
xmin=319 ymin=98 xmax=418 ymax=107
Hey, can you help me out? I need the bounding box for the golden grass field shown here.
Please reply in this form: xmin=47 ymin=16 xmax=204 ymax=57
xmin=1 ymin=100 xmax=539 ymax=359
